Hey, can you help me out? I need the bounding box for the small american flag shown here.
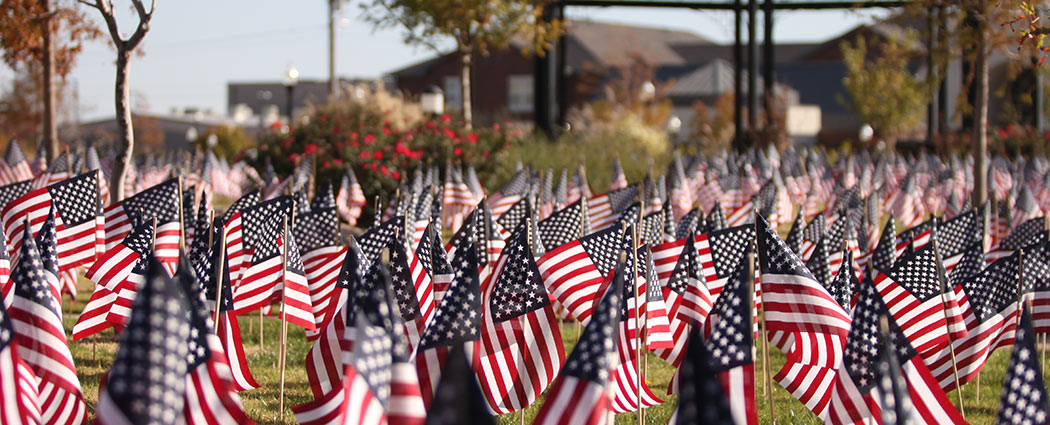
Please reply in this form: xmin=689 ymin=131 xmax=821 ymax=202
xmin=871 ymin=244 xmax=962 ymax=355
xmin=9 ymin=223 xmax=86 ymax=424
xmin=2 ymin=172 xmax=99 ymax=273
xmin=757 ymin=213 xmax=850 ymax=417
xmin=532 ymin=258 xmax=624 ymax=425
xmin=0 ymin=140 xmax=32 ymax=186
xmin=73 ymin=219 xmax=153 ymax=338
xmin=102 ymin=178 xmax=179 ymax=273
xmin=476 ymin=223 xmax=564 ymax=413
xmin=609 ymin=158 xmax=627 ymax=191
xmin=995 ymin=308 xmax=1050 ymax=425
xmin=704 ymin=203 xmax=727 ymax=233
xmin=587 ymin=185 xmax=638 ymax=231
xmin=871 ymin=215 xmax=898 ymax=272
xmin=336 ymin=168 xmax=367 ymax=226
xmin=668 ymin=325 xmax=736 ymax=425
xmin=537 ymin=200 xmax=585 ymax=251
xmin=96 ymin=256 xmax=190 ymax=425
xmin=221 ymin=190 xmax=260 ymax=286
xmin=699 ymin=258 xmax=755 ymax=425
xmin=415 ymin=239 xmax=481 ymax=407
xmin=0 ymin=298 xmax=41 ymax=425
xmin=827 ymin=276 xmax=966 ymax=424
xmin=785 ymin=209 xmax=806 ymax=256
xmin=424 ymin=344 xmax=494 ymax=425
xmin=537 ymin=223 xmax=624 ymax=321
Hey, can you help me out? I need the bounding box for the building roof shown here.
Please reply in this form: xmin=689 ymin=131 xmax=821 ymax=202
xmin=385 ymin=19 xmax=712 ymax=78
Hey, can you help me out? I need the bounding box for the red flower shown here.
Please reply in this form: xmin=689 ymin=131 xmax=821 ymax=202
xmin=364 ymin=134 xmax=376 ymax=145
xmin=493 ymin=123 xmax=501 ymax=132
xmin=467 ymin=132 xmax=478 ymax=144
xmin=303 ymin=144 xmax=319 ymax=155
xmin=322 ymin=161 xmax=331 ymax=169
xmin=454 ymin=147 xmax=462 ymax=156
xmin=288 ymin=153 xmax=301 ymax=163
xmin=350 ymin=140 xmax=359 ymax=148
xmin=351 ymin=131 xmax=359 ymax=140
xmin=281 ymin=137 xmax=294 ymax=149
xmin=359 ymin=151 xmax=372 ymax=160
xmin=382 ymin=127 xmax=391 ymax=136
xmin=440 ymin=114 xmax=451 ymax=123
xmin=374 ymin=151 xmax=384 ymax=160
xmin=269 ymin=121 xmax=283 ymax=130
xmin=391 ymin=170 xmax=401 ymax=180
xmin=332 ymin=158 xmax=344 ymax=166
xmin=380 ymin=165 xmax=389 ymax=176
xmin=444 ymin=128 xmax=457 ymax=139
xmin=482 ymin=151 xmax=489 ymax=158
xmin=424 ymin=122 xmax=436 ymax=131
xmin=320 ymin=114 xmax=328 ymax=122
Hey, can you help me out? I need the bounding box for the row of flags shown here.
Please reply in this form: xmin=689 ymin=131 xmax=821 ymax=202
xmin=4 ymin=138 xmax=1050 ymax=424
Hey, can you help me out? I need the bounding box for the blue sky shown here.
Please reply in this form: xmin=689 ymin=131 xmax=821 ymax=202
xmin=7 ymin=1 xmax=888 ymax=121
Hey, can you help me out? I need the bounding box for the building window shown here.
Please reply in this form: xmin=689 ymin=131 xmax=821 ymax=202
xmin=444 ymin=76 xmax=462 ymax=111
xmin=508 ymin=75 xmax=533 ymax=113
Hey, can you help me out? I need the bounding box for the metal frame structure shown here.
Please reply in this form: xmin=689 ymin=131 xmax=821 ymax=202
xmin=533 ymin=0 xmax=912 ymax=146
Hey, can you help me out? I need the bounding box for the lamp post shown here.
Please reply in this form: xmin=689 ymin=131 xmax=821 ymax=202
xmin=666 ymin=114 xmax=682 ymax=144
xmin=421 ymin=84 xmax=444 ymax=117
xmin=284 ymin=64 xmax=300 ymax=122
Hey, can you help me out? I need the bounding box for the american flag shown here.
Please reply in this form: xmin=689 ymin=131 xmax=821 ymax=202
xmin=891 ymin=175 xmax=924 ymax=229
xmin=0 ymin=297 xmax=41 ymax=425
xmin=192 ymin=222 xmax=258 ymax=392
xmin=336 ymin=168 xmax=367 ymax=226
xmin=415 ymin=239 xmax=481 ymax=408
xmin=424 ymin=344 xmax=494 ymax=425
xmin=475 ymin=223 xmax=564 ymax=414
xmin=173 ymin=257 xmax=253 ymax=425
xmin=358 ymin=215 xmax=404 ymax=265
xmin=442 ymin=167 xmax=476 ymax=232
xmin=667 ymin=326 xmax=736 ymax=425
xmin=102 ymin=178 xmax=180 ymax=273
xmin=871 ymin=244 xmax=962 ymax=356
xmin=8 ymin=224 xmax=85 ymax=424
xmin=487 ymin=170 xmax=529 ymax=218
xmin=302 ymin=237 xmax=348 ymax=341
xmin=31 ymin=150 xmax=70 ymax=189
xmin=296 ymin=276 xmax=397 ymax=425
xmin=249 ymin=218 xmax=315 ymax=331
xmin=757 ymin=214 xmax=850 ymax=417
xmin=74 ymin=219 xmax=153 ymax=335
xmin=641 ymin=245 xmax=673 ymax=350
xmin=994 ymin=308 xmax=1050 ymax=425
xmin=96 ymin=256 xmax=191 ymax=425
xmin=221 ymin=189 xmax=260 ymax=286
xmin=466 ymin=165 xmax=486 ymax=201
xmin=304 ymin=241 xmax=366 ymax=399
xmin=1 ymin=172 xmax=99 ymax=273
xmin=871 ymin=215 xmax=898 ymax=272
xmin=705 ymin=202 xmax=727 ymax=233
xmin=826 ymin=250 xmax=856 ymax=310
xmin=825 ymin=210 xmax=862 ymax=280
xmin=927 ymin=239 xmax=1050 ymax=391
xmin=806 ymin=235 xmax=833 ymax=289
xmin=182 ymin=185 xmax=198 ymax=248
xmin=28 ymin=145 xmax=45 ymax=178
xmin=661 ymin=231 xmax=714 ymax=326
xmin=532 ymin=257 xmax=623 ymax=425
xmin=701 ymin=259 xmax=756 ymax=425
xmin=410 ymin=222 xmax=447 ymax=315
xmin=497 ymin=197 xmax=531 ymax=234
xmin=674 ymin=208 xmax=700 ymax=241
xmin=800 ymin=213 xmax=825 ymax=263
xmin=587 ymin=185 xmax=638 ymax=231
xmin=785 ymin=209 xmax=805 ymax=256
xmin=826 ymin=276 xmax=966 ymax=425
xmin=537 ymin=200 xmax=585 ymax=251
xmin=0 ymin=140 xmax=32 ymax=186
xmin=30 ymin=207 xmax=62 ymax=305
xmin=537 ymin=223 xmax=624 ymax=321
xmin=0 ymin=180 xmax=32 ymax=215
xmin=610 ymin=233 xmax=662 ymax=413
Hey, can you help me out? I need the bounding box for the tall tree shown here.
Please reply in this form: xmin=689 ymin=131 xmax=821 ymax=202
xmin=362 ymin=0 xmax=562 ymax=129
xmin=840 ymin=34 xmax=929 ymax=150
xmin=78 ymin=0 xmax=155 ymax=201
xmin=0 ymin=0 xmax=100 ymax=161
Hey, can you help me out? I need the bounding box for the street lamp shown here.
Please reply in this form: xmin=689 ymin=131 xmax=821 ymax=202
xmin=421 ymin=84 xmax=444 ymax=116
xmin=666 ymin=114 xmax=682 ymax=143
xmin=859 ymin=124 xmax=874 ymax=143
xmin=284 ymin=63 xmax=300 ymax=122
xmin=185 ymin=126 xmax=198 ymax=143
xmin=639 ymin=81 xmax=656 ymax=102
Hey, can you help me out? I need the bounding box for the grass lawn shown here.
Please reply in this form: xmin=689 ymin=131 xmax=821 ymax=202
xmin=63 ymin=278 xmax=1018 ymax=424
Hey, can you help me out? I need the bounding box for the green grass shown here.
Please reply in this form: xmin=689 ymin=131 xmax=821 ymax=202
xmin=62 ymin=278 xmax=1020 ymax=424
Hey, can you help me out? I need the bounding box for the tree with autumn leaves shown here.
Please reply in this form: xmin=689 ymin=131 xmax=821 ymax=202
xmin=362 ymin=0 xmax=563 ymax=129
xmin=0 ymin=0 xmax=100 ymax=161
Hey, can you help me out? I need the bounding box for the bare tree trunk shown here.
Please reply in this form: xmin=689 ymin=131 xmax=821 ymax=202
xmin=110 ymin=50 xmax=133 ymax=201
xmin=460 ymin=49 xmax=472 ymax=130
xmin=973 ymin=20 xmax=988 ymax=206
xmin=40 ymin=0 xmax=58 ymax=162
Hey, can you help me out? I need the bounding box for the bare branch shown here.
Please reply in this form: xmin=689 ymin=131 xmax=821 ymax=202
xmin=76 ymin=0 xmax=100 ymax=11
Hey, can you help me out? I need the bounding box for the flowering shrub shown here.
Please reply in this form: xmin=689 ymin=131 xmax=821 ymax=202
xmin=252 ymin=84 xmax=518 ymax=200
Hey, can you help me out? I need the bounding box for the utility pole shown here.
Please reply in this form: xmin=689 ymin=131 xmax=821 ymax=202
xmin=328 ymin=0 xmax=338 ymax=101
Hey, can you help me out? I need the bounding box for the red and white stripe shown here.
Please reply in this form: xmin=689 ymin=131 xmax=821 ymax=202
xmin=0 ymin=163 xmax=32 ymax=187
xmin=441 ymin=181 xmax=475 ymax=232
xmin=537 ymin=240 xmax=605 ymax=322
xmin=532 ymin=376 xmax=612 ymax=425
xmin=183 ymin=334 xmax=252 ymax=425
xmin=1 ymin=186 xmax=97 ymax=272
xmin=585 ymin=193 xmax=616 ymax=231
xmin=303 ymin=245 xmax=348 ymax=337
xmin=10 ymin=290 xmax=84 ymax=419
xmin=0 ymin=341 xmax=41 ymax=425
xmin=828 ymin=354 xmax=966 ymax=424
xmin=872 ymin=272 xmax=954 ymax=356
xmin=223 ymin=212 xmax=246 ymax=287
xmin=216 ymin=307 xmax=258 ymax=392
xmin=475 ymin=248 xmax=565 ymax=414
xmin=37 ymin=382 xmax=85 ymax=425
xmin=294 ymin=362 xmax=389 ymax=425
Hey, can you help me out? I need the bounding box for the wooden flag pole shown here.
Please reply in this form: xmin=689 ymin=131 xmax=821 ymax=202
xmin=931 ymin=223 xmax=965 ymax=416
xmin=751 ymin=220 xmax=775 ymax=425
xmin=278 ymin=218 xmax=290 ymax=420
xmin=211 ymin=213 xmax=226 ymax=329
xmin=259 ymin=309 xmax=264 ymax=346
xmin=631 ymin=224 xmax=643 ymax=425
